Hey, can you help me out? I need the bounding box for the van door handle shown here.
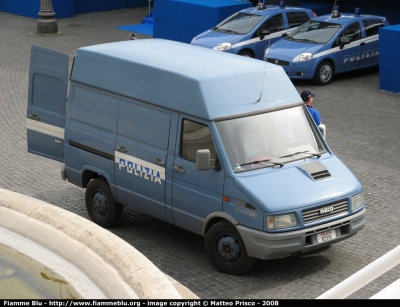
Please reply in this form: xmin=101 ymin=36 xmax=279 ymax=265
xmin=174 ymin=165 xmax=185 ymax=174
xmin=154 ymin=158 xmax=165 ymax=167
xmin=116 ymin=146 xmax=127 ymax=154
xmin=360 ymin=42 xmax=365 ymax=46
xmin=29 ymin=114 xmax=40 ymax=121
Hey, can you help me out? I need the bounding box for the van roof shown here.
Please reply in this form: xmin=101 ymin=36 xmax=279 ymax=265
xmin=71 ymin=39 xmax=301 ymax=120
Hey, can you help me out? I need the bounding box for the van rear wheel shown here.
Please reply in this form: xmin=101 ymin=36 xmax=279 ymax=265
xmin=85 ymin=178 xmax=122 ymax=228
xmin=205 ymin=221 xmax=256 ymax=275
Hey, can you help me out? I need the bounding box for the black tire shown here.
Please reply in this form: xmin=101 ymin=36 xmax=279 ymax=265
xmin=205 ymin=221 xmax=257 ymax=275
xmin=85 ymin=178 xmax=122 ymax=228
xmin=238 ymin=50 xmax=254 ymax=58
xmin=313 ymin=60 xmax=334 ymax=85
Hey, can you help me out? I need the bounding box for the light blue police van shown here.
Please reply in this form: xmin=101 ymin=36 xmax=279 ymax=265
xmin=264 ymin=7 xmax=390 ymax=84
xmin=27 ymin=39 xmax=365 ymax=274
xmin=190 ymin=1 xmax=316 ymax=60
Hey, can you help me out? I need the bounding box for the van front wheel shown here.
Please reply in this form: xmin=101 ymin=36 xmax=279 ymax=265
xmin=205 ymin=221 xmax=256 ymax=275
xmin=85 ymin=178 xmax=122 ymax=228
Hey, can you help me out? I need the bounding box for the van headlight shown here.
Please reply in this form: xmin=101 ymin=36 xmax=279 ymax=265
xmin=293 ymin=52 xmax=313 ymax=62
xmin=213 ymin=43 xmax=232 ymax=51
xmin=351 ymin=192 xmax=364 ymax=211
xmin=267 ymin=213 xmax=298 ymax=229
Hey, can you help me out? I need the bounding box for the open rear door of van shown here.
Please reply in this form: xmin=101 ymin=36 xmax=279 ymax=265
xmin=27 ymin=45 xmax=69 ymax=162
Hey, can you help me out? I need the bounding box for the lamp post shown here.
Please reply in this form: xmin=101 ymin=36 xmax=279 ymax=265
xmin=37 ymin=0 xmax=58 ymax=34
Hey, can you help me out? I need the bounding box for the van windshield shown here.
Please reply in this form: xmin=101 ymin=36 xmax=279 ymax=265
xmin=215 ymin=106 xmax=327 ymax=172
xmin=213 ymin=12 xmax=265 ymax=35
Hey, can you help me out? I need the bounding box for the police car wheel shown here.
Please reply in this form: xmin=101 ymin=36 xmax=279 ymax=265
xmin=205 ymin=221 xmax=257 ymax=275
xmin=238 ymin=50 xmax=254 ymax=58
xmin=314 ymin=61 xmax=333 ymax=85
xmin=85 ymin=178 xmax=123 ymax=228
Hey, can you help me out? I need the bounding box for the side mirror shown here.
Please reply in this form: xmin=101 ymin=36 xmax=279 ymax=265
xmin=339 ymin=36 xmax=351 ymax=49
xmin=196 ymin=149 xmax=210 ymax=170
xmin=260 ymin=29 xmax=270 ymax=40
xmin=318 ymin=124 xmax=326 ymax=139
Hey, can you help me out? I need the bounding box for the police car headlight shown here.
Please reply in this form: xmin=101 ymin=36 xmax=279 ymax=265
xmin=293 ymin=52 xmax=313 ymax=62
xmin=351 ymin=192 xmax=364 ymax=211
xmin=267 ymin=213 xmax=298 ymax=230
xmin=213 ymin=43 xmax=232 ymax=51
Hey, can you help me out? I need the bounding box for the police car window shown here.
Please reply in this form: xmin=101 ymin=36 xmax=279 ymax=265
xmin=254 ymin=14 xmax=284 ymax=37
xmin=214 ymin=12 xmax=264 ymax=35
xmin=287 ymin=20 xmax=341 ymax=44
xmin=334 ymin=21 xmax=361 ymax=47
xmin=181 ymin=120 xmax=217 ymax=167
xmin=363 ymin=20 xmax=383 ymax=37
xmin=287 ymin=12 xmax=310 ymax=28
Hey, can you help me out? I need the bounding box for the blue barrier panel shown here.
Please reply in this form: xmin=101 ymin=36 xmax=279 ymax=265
xmin=0 ymin=0 xmax=74 ymax=18
xmin=0 ymin=0 xmax=148 ymax=18
xmin=0 ymin=0 xmax=37 ymax=18
xmin=296 ymin=1 xmax=400 ymax=24
xmin=335 ymin=4 xmax=400 ymax=25
xmin=379 ymin=25 xmax=400 ymax=93
xmin=153 ymin=0 xmax=251 ymax=43
xmin=116 ymin=10 xmax=154 ymax=36
xmin=54 ymin=0 xmax=75 ymax=18
xmin=74 ymin=0 xmax=148 ymax=14
xmin=296 ymin=1 xmax=331 ymax=16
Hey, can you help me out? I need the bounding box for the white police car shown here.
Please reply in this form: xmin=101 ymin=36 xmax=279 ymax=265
xmin=264 ymin=7 xmax=390 ymax=85
xmin=190 ymin=1 xmax=316 ymax=60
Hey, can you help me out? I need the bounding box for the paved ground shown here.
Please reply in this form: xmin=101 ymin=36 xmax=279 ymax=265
xmin=1 ymin=7 xmax=400 ymax=299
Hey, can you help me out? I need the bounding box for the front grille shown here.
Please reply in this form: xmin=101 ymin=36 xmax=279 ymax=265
xmin=266 ymin=58 xmax=290 ymax=66
xmin=302 ymin=200 xmax=348 ymax=224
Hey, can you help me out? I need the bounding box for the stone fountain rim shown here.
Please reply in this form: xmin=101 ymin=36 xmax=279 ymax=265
xmin=0 ymin=188 xmax=198 ymax=299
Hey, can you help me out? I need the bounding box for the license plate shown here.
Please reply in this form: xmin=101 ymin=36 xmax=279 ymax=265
xmin=316 ymin=230 xmax=336 ymax=243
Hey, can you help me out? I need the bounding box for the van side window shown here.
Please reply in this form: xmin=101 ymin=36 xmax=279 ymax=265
xmin=287 ymin=12 xmax=310 ymax=28
xmin=181 ymin=120 xmax=217 ymax=167
xmin=363 ymin=20 xmax=383 ymax=37
xmin=254 ymin=14 xmax=283 ymax=37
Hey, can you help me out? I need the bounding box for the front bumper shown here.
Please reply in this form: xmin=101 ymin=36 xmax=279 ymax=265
xmin=266 ymin=58 xmax=317 ymax=80
xmin=237 ymin=208 xmax=366 ymax=260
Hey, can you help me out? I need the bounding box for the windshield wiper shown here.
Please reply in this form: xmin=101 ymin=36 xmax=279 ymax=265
xmin=295 ymin=38 xmax=318 ymax=44
xmin=217 ymin=28 xmax=239 ymax=34
xmin=279 ymin=150 xmax=321 ymax=159
xmin=237 ymin=159 xmax=284 ymax=168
